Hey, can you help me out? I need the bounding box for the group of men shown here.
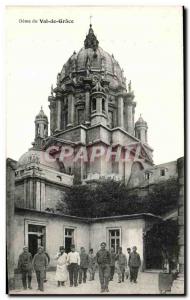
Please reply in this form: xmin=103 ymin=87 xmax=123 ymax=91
xmin=96 ymin=242 xmax=141 ymax=292
xmin=17 ymin=245 xmax=49 ymax=292
xmin=17 ymin=242 xmax=141 ymax=293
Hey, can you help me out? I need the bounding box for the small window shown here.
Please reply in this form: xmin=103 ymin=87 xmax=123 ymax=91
xmin=145 ymin=172 xmax=151 ymax=180
xmin=102 ymin=99 xmax=105 ymax=112
xmin=160 ymin=169 xmax=165 ymax=176
xmin=68 ymin=167 xmax=72 ymax=175
xmin=92 ymin=98 xmax=96 ymax=111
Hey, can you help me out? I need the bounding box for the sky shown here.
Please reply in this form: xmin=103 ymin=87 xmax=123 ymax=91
xmin=6 ymin=6 xmax=184 ymax=165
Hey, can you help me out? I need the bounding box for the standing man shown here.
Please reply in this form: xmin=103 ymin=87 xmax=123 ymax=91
xmin=88 ymin=249 xmax=97 ymax=281
xmin=128 ymin=246 xmax=141 ymax=283
xmin=33 ymin=246 xmax=48 ymax=292
xmin=18 ymin=246 xmax=33 ymax=290
xmin=110 ymin=247 xmax=116 ymax=281
xmin=44 ymin=251 xmax=50 ymax=282
xmin=126 ymin=248 xmax=131 ymax=280
xmin=115 ymin=247 xmax=127 ymax=283
xmin=67 ymin=244 xmax=80 ymax=287
xmin=96 ymin=242 xmax=111 ymax=293
xmin=79 ymin=247 xmax=89 ymax=284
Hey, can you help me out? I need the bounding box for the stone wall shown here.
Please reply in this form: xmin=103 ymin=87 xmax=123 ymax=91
xmin=13 ymin=210 xmax=90 ymax=269
xmin=89 ymin=218 xmax=145 ymax=268
xmin=6 ymin=158 xmax=17 ymax=291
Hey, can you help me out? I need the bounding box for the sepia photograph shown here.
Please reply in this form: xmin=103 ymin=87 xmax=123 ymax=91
xmin=6 ymin=6 xmax=184 ymax=295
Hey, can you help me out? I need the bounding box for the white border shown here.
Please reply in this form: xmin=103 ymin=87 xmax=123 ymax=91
xmin=1 ymin=1 xmax=189 ymax=299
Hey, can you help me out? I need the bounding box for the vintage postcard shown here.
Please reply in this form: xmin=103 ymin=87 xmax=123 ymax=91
xmin=6 ymin=6 xmax=184 ymax=295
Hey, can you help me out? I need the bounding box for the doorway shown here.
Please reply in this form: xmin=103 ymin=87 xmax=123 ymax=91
xmin=64 ymin=228 xmax=74 ymax=253
xmin=28 ymin=224 xmax=46 ymax=257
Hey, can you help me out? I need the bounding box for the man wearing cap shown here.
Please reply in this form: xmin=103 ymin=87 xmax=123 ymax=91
xmin=67 ymin=244 xmax=80 ymax=287
xmin=115 ymin=247 xmax=127 ymax=283
xmin=126 ymin=248 xmax=131 ymax=280
xmin=33 ymin=246 xmax=48 ymax=292
xmin=109 ymin=247 xmax=116 ymax=281
xmin=128 ymin=246 xmax=141 ymax=283
xmin=79 ymin=247 xmax=89 ymax=284
xmin=88 ymin=248 xmax=97 ymax=281
xmin=96 ymin=242 xmax=111 ymax=293
xmin=18 ymin=246 xmax=33 ymax=290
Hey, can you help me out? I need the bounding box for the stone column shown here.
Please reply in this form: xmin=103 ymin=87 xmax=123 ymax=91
xmin=29 ymin=179 xmax=33 ymax=209
xmin=41 ymin=182 xmax=46 ymax=211
xmin=56 ymin=98 xmax=62 ymax=130
xmin=126 ymin=92 xmax=135 ymax=135
xmin=117 ymin=96 xmax=124 ymax=128
xmin=36 ymin=181 xmax=41 ymax=211
xmin=48 ymin=95 xmax=56 ymax=134
xmin=24 ymin=178 xmax=27 ymax=207
xmin=127 ymin=102 xmax=134 ymax=135
xmin=85 ymin=84 xmax=91 ymax=125
xmin=67 ymin=93 xmax=75 ymax=128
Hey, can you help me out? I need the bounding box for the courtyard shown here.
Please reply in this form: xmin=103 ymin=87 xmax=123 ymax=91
xmin=10 ymin=271 xmax=160 ymax=295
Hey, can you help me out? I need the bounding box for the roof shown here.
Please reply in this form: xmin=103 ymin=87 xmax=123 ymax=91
xmin=15 ymin=207 xmax=162 ymax=223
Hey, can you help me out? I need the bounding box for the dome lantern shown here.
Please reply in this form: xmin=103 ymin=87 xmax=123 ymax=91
xmin=135 ymin=114 xmax=148 ymax=143
xmin=33 ymin=106 xmax=49 ymax=149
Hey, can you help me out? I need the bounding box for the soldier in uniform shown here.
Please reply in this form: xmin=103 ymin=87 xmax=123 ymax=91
xmin=115 ymin=246 xmax=127 ymax=283
xmin=79 ymin=247 xmax=89 ymax=284
xmin=109 ymin=247 xmax=116 ymax=281
xmin=128 ymin=246 xmax=141 ymax=283
xmin=96 ymin=242 xmax=111 ymax=293
xmin=88 ymin=248 xmax=97 ymax=281
xmin=33 ymin=246 xmax=48 ymax=292
xmin=18 ymin=246 xmax=33 ymax=290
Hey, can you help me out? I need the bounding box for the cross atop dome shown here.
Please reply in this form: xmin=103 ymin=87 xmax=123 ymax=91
xmin=84 ymin=23 xmax=99 ymax=51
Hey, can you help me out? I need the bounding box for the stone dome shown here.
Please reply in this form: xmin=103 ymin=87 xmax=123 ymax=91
xmin=59 ymin=25 xmax=126 ymax=89
xmin=135 ymin=115 xmax=147 ymax=126
xmin=17 ymin=149 xmax=60 ymax=171
xmin=35 ymin=106 xmax=48 ymax=121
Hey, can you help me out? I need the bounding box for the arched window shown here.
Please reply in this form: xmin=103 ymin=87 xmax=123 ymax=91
xmin=92 ymin=98 xmax=96 ymax=111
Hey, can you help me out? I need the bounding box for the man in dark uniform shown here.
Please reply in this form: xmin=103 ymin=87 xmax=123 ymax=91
xmin=44 ymin=251 xmax=50 ymax=282
xmin=18 ymin=246 xmax=33 ymax=290
xmin=128 ymin=246 xmax=141 ymax=283
xmin=110 ymin=247 xmax=116 ymax=281
xmin=79 ymin=247 xmax=89 ymax=284
xmin=96 ymin=242 xmax=111 ymax=293
xmin=33 ymin=246 xmax=48 ymax=292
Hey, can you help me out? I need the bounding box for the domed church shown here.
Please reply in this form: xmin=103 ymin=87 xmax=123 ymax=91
xmin=6 ymin=24 xmax=184 ymax=290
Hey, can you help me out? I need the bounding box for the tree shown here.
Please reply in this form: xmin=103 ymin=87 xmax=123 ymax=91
xmin=56 ymin=178 xmax=178 ymax=218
